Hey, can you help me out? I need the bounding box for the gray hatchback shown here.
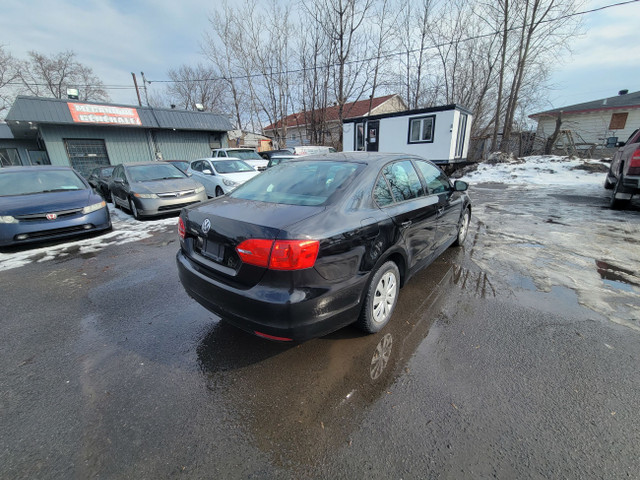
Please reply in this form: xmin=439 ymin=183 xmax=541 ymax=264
xmin=108 ymin=162 xmax=206 ymax=219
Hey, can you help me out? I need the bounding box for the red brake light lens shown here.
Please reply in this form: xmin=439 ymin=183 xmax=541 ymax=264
xmin=269 ymin=240 xmax=320 ymax=270
xmin=236 ymin=239 xmax=274 ymax=267
xmin=630 ymin=148 xmax=640 ymax=167
xmin=178 ymin=217 xmax=186 ymax=239
xmin=235 ymin=239 xmax=319 ymax=270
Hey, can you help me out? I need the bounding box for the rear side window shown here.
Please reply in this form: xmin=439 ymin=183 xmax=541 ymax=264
xmin=381 ymin=160 xmax=423 ymax=202
xmin=230 ymin=161 xmax=361 ymax=206
xmin=373 ymin=176 xmax=394 ymax=207
xmin=414 ymin=160 xmax=451 ymax=194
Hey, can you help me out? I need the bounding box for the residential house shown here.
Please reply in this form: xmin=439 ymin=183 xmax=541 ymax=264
xmin=263 ymin=94 xmax=406 ymax=149
xmin=530 ymin=90 xmax=640 ymax=155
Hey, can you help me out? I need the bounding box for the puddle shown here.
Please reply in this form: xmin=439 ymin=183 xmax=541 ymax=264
xmin=595 ymin=260 xmax=640 ymax=288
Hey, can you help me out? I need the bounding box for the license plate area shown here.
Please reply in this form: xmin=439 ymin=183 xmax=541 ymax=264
xmin=196 ymin=236 xmax=224 ymax=262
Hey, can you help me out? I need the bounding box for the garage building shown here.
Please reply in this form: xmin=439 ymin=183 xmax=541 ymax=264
xmin=2 ymin=96 xmax=234 ymax=176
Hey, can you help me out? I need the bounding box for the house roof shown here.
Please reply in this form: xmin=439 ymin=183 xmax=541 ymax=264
xmin=530 ymin=90 xmax=640 ymax=118
xmin=264 ymin=94 xmax=401 ymax=131
xmin=4 ymin=96 xmax=234 ymax=132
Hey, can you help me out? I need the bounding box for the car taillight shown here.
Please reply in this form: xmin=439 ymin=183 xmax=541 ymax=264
xmin=236 ymin=239 xmax=274 ymax=267
xmin=178 ymin=217 xmax=186 ymax=239
xmin=269 ymin=240 xmax=319 ymax=270
xmin=235 ymin=239 xmax=319 ymax=270
xmin=630 ymin=148 xmax=640 ymax=175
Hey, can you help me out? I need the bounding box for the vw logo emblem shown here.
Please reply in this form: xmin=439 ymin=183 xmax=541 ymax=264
xmin=201 ymin=218 xmax=211 ymax=234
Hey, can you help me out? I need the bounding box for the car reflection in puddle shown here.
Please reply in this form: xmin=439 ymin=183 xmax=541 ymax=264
xmin=195 ymin=250 xmax=494 ymax=468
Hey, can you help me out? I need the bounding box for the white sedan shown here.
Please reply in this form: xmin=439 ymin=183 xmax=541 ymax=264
xmin=187 ymin=158 xmax=260 ymax=197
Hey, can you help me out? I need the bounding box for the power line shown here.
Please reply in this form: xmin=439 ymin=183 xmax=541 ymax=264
xmin=5 ymin=0 xmax=638 ymax=92
xmin=146 ymin=0 xmax=639 ymax=85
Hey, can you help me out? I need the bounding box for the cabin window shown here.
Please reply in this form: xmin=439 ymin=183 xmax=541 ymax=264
xmin=408 ymin=115 xmax=435 ymax=144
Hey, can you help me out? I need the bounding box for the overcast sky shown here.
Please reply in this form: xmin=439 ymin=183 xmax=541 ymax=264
xmin=1 ymin=0 xmax=639 ymax=114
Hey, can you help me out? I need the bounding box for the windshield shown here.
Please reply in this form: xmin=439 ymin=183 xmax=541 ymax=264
xmin=0 ymin=169 xmax=86 ymax=196
xmin=230 ymin=160 xmax=361 ymax=206
xmin=213 ymin=160 xmax=256 ymax=174
xmin=100 ymin=167 xmax=115 ymax=178
xmin=127 ymin=164 xmax=186 ymax=182
xmin=169 ymin=161 xmax=189 ymax=172
xmin=226 ymin=149 xmax=262 ymax=160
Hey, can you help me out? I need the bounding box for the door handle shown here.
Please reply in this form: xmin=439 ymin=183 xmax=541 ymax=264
xmin=401 ymin=220 xmax=412 ymax=228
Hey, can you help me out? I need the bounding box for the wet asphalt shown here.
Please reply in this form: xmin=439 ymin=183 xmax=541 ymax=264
xmin=1 ymin=185 xmax=639 ymax=479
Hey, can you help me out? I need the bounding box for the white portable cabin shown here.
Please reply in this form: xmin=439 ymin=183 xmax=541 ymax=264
xmin=342 ymin=104 xmax=473 ymax=165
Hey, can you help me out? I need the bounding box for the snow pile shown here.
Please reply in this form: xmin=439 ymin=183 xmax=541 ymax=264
xmin=461 ymin=155 xmax=609 ymax=189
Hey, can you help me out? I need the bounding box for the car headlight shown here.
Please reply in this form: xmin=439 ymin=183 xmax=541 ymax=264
xmin=222 ymin=178 xmax=238 ymax=187
xmin=195 ymin=185 xmax=205 ymax=193
xmin=82 ymin=201 xmax=107 ymax=214
xmin=134 ymin=193 xmax=158 ymax=199
xmin=0 ymin=215 xmax=18 ymax=224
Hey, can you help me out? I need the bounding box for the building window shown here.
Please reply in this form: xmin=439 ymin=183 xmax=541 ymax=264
xmin=354 ymin=122 xmax=365 ymax=151
xmin=609 ymin=112 xmax=628 ymax=130
xmin=455 ymin=113 xmax=468 ymax=158
xmin=28 ymin=150 xmax=50 ymax=166
xmin=408 ymin=115 xmax=435 ymax=144
xmin=0 ymin=148 xmax=21 ymax=167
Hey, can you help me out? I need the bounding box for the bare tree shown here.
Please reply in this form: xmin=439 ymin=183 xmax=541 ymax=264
xmin=0 ymin=45 xmax=19 ymax=113
xmin=304 ymin=0 xmax=375 ymax=148
xmin=17 ymin=50 xmax=109 ymax=102
xmin=166 ymin=63 xmax=229 ymax=112
xmin=500 ymin=0 xmax=580 ymax=150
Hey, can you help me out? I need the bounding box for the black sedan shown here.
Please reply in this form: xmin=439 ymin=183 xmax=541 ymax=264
xmin=87 ymin=165 xmax=115 ymax=199
xmin=176 ymin=153 xmax=471 ymax=341
xmin=0 ymin=166 xmax=111 ymax=247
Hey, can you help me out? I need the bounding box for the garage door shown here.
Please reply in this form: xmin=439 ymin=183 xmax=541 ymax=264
xmin=64 ymin=139 xmax=111 ymax=178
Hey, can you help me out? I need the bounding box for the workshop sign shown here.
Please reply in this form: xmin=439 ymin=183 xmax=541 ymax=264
xmin=68 ymin=103 xmax=142 ymax=126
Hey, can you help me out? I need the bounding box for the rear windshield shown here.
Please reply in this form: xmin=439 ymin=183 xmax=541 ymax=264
xmin=229 ymin=160 xmax=361 ymax=206
xmin=0 ymin=169 xmax=86 ymax=196
xmin=214 ymin=160 xmax=255 ymax=174
xmin=226 ymin=149 xmax=262 ymax=160
xmin=127 ymin=164 xmax=186 ymax=182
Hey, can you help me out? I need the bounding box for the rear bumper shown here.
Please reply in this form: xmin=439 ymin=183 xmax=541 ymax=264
xmin=0 ymin=207 xmax=111 ymax=247
xmin=176 ymin=250 xmax=367 ymax=341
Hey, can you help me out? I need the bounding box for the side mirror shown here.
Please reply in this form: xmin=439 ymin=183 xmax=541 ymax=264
xmin=616 ymin=142 xmax=626 ymax=148
xmin=203 ymin=169 xmax=213 ymax=175
xmin=454 ymin=180 xmax=469 ymax=192
xmin=113 ymin=177 xmax=124 ymax=184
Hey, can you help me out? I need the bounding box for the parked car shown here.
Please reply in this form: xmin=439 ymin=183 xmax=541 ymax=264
xmin=291 ymin=145 xmax=337 ymax=156
xmin=87 ymin=165 xmax=115 ymax=199
xmin=187 ymin=158 xmax=260 ymax=197
xmin=211 ymin=148 xmax=269 ymax=171
xmin=605 ymin=128 xmax=640 ymax=209
xmin=164 ymin=160 xmax=190 ymax=174
xmin=176 ymin=152 xmax=471 ymax=341
xmin=0 ymin=166 xmax=111 ymax=247
xmin=108 ymin=162 xmax=206 ymax=220
xmin=266 ymin=154 xmax=296 ymax=168
xmin=260 ymin=149 xmax=294 ymax=161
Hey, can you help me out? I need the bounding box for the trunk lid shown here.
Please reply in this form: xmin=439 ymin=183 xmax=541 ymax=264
xmin=183 ymin=196 xmax=324 ymax=287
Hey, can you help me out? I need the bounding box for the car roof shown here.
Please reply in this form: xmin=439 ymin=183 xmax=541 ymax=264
xmin=121 ymin=162 xmax=172 ymax=167
xmin=0 ymin=165 xmax=76 ymax=173
xmin=282 ymin=152 xmax=429 ymax=166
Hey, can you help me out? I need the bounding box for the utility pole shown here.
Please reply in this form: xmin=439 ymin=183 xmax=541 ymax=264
xmin=140 ymin=71 xmax=150 ymax=106
xmin=131 ymin=73 xmax=142 ymax=106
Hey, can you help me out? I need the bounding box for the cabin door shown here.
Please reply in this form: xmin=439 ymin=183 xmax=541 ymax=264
xmin=366 ymin=121 xmax=379 ymax=152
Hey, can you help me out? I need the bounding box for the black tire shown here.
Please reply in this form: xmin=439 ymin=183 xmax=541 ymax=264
xmin=215 ymin=186 xmax=224 ymax=197
xmin=110 ymin=191 xmax=119 ymax=209
xmin=610 ymin=179 xmax=629 ymax=210
xmin=453 ymin=207 xmax=471 ymax=246
xmin=357 ymin=261 xmax=400 ymax=334
xmin=129 ymin=197 xmax=141 ymax=220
